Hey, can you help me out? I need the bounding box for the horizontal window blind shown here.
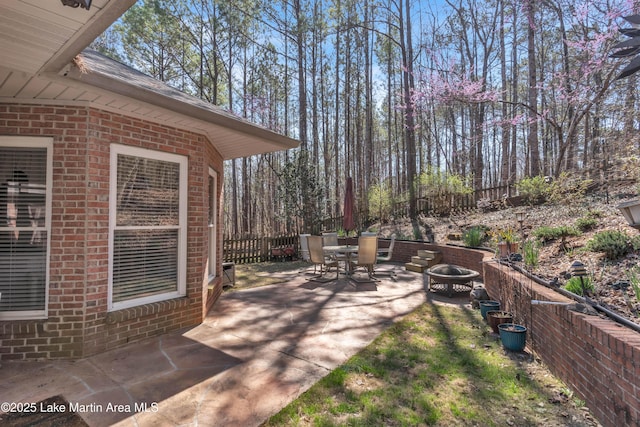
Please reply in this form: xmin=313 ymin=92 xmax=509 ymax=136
xmin=116 ymin=154 xmax=180 ymax=227
xmin=110 ymin=147 xmax=186 ymax=309
xmin=112 ymin=229 xmax=178 ymax=302
xmin=0 ymin=145 xmax=48 ymax=314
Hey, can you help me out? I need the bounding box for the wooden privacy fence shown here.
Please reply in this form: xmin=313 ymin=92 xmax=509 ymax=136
xmin=380 ymin=184 xmax=516 ymax=221
xmin=223 ymin=185 xmax=519 ymax=264
xmin=223 ymin=234 xmax=299 ymax=264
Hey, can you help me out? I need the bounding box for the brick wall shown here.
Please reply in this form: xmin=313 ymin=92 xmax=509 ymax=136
xmin=483 ymin=263 xmax=640 ymax=427
xmin=0 ymin=103 xmax=224 ymax=360
xmin=0 ymin=104 xmax=90 ymax=359
xmin=392 ymin=239 xmax=639 ymax=427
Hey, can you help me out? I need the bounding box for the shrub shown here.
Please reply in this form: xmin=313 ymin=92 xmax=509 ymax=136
xmin=515 ymin=176 xmax=550 ymax=205
xmin=575 ymin=216 xmax=598 ymax=232
xmin=413 ymin=228 xmax=422 ymax=241
xmin=532 ymin=226 xmax=581 ymax=248
xmin=587 ymin=230 xmax=630 ymax=260
xmin=416 ymin=167 xmax=473 ymax=215
xmin=563 ymin=276 xmax=594 ymax=296
xmin=532 ymin=226 xmax=559 ymax=243
xmin=546 ymin=172 xmax=593 ymax=206
xmin=368 ymin=182 xmax=394 ymax=222
xmin=462 ymin=226 xmax=485 ymax=247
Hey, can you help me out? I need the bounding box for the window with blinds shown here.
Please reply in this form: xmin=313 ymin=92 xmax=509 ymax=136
xmin=208 ymin=168 xmax=217 ymax=279
xmin=109 ymin=145 xmax=187 ymax=310
xmin=0 ymin=138 xmax=51 ymax=320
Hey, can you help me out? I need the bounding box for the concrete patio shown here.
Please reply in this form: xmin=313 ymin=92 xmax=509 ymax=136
xmin=0 ymin=265 xmax=471 ymax=426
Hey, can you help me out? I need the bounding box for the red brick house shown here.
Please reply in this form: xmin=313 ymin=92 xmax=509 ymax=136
xmin=0 ymin=1 xmax=298 ymax=360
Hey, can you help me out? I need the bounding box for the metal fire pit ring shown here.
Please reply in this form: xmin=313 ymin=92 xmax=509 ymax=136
xmin=426 ymin=264 xmax=480 ymax=298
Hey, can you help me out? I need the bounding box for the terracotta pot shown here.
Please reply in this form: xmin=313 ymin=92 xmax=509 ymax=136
xmin=487 ymin=310 xmax=513 ymax=334
xmin=498 ymin=242 xmax=519 ymax=258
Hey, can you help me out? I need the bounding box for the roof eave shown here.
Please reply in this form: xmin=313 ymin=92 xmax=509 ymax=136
xmin=61 ymin=61 xmax=299 ymax=160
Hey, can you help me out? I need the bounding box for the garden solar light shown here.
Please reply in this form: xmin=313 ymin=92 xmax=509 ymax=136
xmin=569 ymin=260 xmax=587 ymax=278
xmin=570 ymin=261 xmax=593 ymax=304
xmin=61 ymin=0 xmax=91 ymax=10
xmin=515 ymin=210 xmax=525 ymax=237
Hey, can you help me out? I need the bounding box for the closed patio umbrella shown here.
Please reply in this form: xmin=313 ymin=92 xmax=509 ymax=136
xmin=343 ymin=177 xmax=355 ymax=235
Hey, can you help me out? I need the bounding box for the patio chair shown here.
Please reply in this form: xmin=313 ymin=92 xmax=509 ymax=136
xmin=377 ymin=234 xmax=396 ymax=263
xmin=308 ymin=235 xmax=339 ymax=282
xmin=322 ymin=231 xmax=339 ymax=246
xmin=375 ymin=234 xmax=397 ymax=277
xmin=322 ymin=232 xmax=346 ymax=262
xmin=299 ymin=234 xmax=315 ymax=274
xmin=299 ymin=234 xmax=311 ymax=261
xmin=349 ymin=235 xmax=378 ymax=282
xmin=356 ymin=232 xmax=376 ymax=257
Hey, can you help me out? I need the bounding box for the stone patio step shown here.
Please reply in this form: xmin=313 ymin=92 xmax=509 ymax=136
xmin=410 ymin=256 xmax=431 ymax=266
xmin=417 ymin=249 xmax=441 ymax=260
xmin=405 ymin=262 xmax=427 ymax=273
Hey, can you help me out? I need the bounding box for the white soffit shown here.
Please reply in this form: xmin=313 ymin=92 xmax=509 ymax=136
xmin=0 ymin=0 xmax=136 ymax=75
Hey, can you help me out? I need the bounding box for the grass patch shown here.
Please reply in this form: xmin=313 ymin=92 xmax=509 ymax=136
xmin=264 ymin=303 xmax=582 ymax=426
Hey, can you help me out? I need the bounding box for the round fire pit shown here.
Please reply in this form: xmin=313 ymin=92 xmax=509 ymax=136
xmin=426 ymin=264 xmax=480 ymax=297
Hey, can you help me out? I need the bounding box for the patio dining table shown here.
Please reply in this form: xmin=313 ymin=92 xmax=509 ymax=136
xmin=323 ymin=244 xmax=359 ymax=275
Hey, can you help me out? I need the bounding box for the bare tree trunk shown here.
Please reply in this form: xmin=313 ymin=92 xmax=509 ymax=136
xmin=293 ymin=0 xmax=308 ymax=149
xmin=499 ymin=0 xmax=510 ymax=187
xmin=231 ymin=160 xmax=239 ymax=235
xmin=399 ymin=0 xmax=417 ymax=218
xmin=311 ymin=0 xmax=321 ymax=166
xmin=386 ymin=20 xmax=394 ymax=193
xmin=242 ymin=157 xmax=250 ymax=234
xmin=623 ymin=77 xmax=636 ymax=138
xmin=526 ymin=0 xmax=541 ymax=176
xmin=364 ymin=0 xmax=374 ymax=212
xmin=510 ymin=2 xmax=518 ymax=185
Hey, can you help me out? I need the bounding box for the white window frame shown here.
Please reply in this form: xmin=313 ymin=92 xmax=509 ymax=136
xmin=108 ymin=144 xmax=188 ymax=311
xmin=0 ymin=137 xmax=52 ymax=320
xmin=208 ymin=167 xmax=217 ymax=280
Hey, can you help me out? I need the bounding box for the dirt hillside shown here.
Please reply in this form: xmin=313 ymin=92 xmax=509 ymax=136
xmin=374 ymin=185 xmax=640 ymax=327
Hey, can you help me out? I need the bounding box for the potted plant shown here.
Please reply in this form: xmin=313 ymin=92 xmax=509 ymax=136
xmin=495 ymin=228 xmax=519 ymax=258
xmin=479 ymin=300 xmax=501 ymax=320
xmin=486 ymin=310 xmax=514 ymax=334
xmin=498 ymin=323 xmax=527 ymax=352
